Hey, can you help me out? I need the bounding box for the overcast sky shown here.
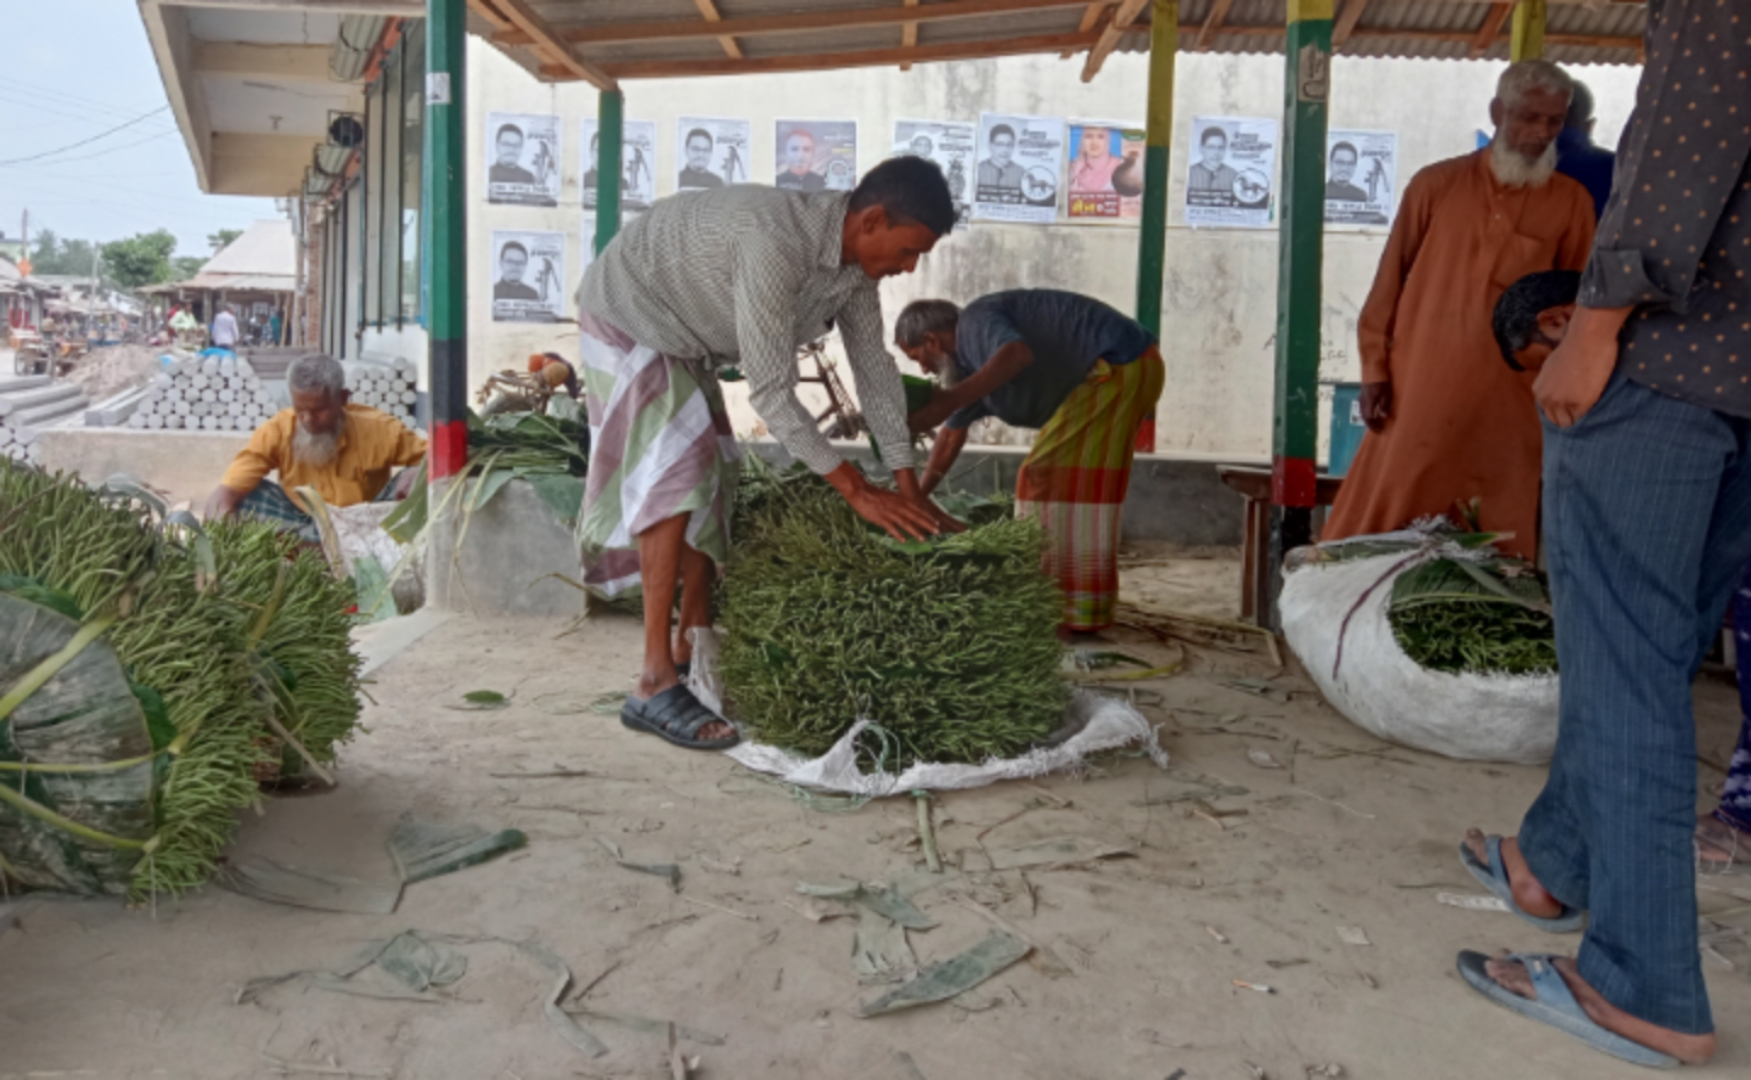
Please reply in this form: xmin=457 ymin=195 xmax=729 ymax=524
xmin=0 ymin=0 xmax=278 ymax=260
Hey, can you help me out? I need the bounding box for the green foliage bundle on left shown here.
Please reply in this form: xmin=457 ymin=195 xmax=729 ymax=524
xmin=208 ymin=520 xmax=363 ymax=776
xmin=719 ymin=467 xmax=1067 ymax=768
xmin=0 ymin=463 xmax=271 ymax=900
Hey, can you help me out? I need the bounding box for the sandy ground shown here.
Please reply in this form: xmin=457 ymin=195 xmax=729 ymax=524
xmin=4 ymin=550 xmax=1750 ymax=1080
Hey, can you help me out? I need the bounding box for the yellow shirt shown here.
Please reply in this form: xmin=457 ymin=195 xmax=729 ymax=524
xmin=222 ymin=404 xmax=427 ymax=510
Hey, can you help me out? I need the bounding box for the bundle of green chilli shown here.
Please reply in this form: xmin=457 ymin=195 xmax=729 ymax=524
xmin=1385 ymin=556 xmax=1557 ymax=677
xmin=0 ymin=464 xmax=364 ymax=900
xmin=718 ymin=463 xmax=1067 ymax=768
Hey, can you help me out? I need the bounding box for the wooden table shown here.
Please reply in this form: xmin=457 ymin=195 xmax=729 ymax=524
xmin=1216 ymin=464 xmax=1346 ymax=625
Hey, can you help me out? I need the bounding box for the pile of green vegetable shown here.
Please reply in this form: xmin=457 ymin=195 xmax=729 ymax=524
xmin=719 ymin=463 xmax=1066 ymax=767
xmin=208 ymin=520 xmax=363 ymax=777
xmin=383 ymin=409 xmax=588 ymax=544
xmin=0 ymin=463 xmax=363 ymax=900
xmin=1387 ymin=556 xmax=1557 ymax=676
xmin=1314 ymin=527 xmax=1558 ymax=676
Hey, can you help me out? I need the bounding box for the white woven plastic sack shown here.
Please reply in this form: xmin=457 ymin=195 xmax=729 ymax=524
xmin=1279 ymin=552 xmax=1558 ymax=764
xmin=330 ymin=502 xmax=424 ymax=613
xmin=687 ymin=629 xmax=1167 ymax=795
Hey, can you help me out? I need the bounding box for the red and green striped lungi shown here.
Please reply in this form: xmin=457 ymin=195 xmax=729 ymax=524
xmin=1015 ymin=347 xmax=1165 ymax=632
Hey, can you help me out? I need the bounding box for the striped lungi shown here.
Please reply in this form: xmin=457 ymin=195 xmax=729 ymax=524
xmin=1015 ymin=346 xmax=1165 ymax=632
xmin=575 ymin=313 xmax=740 ymax=598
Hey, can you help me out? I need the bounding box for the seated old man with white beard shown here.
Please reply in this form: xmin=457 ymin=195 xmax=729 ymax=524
xmin=205 ymin=354 xmax=427 ymax=543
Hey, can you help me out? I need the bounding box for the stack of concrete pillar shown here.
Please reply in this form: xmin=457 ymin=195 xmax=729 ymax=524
xmin=342 ymin=359 xmax=418 ymax=425
xmin=127 ymin=354 xmax=281 ymax=432
xmin=0 ymin=377 xmax=89 ymax=464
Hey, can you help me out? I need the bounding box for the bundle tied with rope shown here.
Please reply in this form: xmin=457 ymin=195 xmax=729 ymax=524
xmin=0 ymin=463 xmax=363 ymax=899
xmin=1279 ymin=521 xmax=1559 ymax=764
xmin=719 ymin=461 xmax=1067 ymax=769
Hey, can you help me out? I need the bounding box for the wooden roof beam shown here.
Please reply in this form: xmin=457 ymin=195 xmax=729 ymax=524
xmin=1080 ymin=0 xmax=1149 ymax=82
xmin=1063 ymin=3 xmax=1107 ymax=57
xmin=1195 ymin=0 xmax=1237 ymax=52
xmin=502 ymin=0 xmax=1110 ymax=47
xmin=580 ymin=29 xmax=1101 ymax=81
xmin=1469 ymin=2 xmax=1515 ymax=57
xmin=473 ymin=0 xmax=618 ymax=89
xmin=902 ymin=0 xmax=919 ymax=72
xmin=1333 ymin=0 xmax=1369 ymax=48
xmin=693 ymin=0 xmax=744 ymax=60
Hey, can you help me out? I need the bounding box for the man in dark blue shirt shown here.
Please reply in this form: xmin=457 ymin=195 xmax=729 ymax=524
xmin=896 ymin=289 xmax=1162 ymax=634
xmin=1554 ymin=79 xmax=1615 ymax=220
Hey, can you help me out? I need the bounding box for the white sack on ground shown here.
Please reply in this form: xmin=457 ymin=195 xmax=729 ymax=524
xmin=687 ymin=629 xmax=1167 ymax=795
xmin=330 ymin=502 xmax=424 ymax=614
xmin=1280 ymin=551 xmax=1558 ymax=765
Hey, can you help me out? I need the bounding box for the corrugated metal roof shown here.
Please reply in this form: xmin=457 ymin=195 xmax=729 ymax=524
xmin=1122 ymin=0 xmax=1646 ymax=67
xmin=476 ymin=0 xmax=1648 ymax=82
xmin=331 ymin=15 xmax=388 ymax=81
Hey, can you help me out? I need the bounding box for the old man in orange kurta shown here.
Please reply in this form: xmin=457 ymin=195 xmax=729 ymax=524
xmin=1324 ymin=60 xmax=1596 ymax=559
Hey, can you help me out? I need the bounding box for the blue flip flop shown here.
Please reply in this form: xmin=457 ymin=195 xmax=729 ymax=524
xmin=1456 ymin=951 xmax=1678 ymax=1069
xmin=1460 ymin=835 xmax=1586 ymax=933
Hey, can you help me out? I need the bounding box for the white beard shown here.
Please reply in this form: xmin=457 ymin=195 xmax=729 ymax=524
xmin=935 ymin=355 xmax=961 ymax=390
xmin=293 ymin=417 xmax=344 ymax=467
xmin=1489 ymin=137 xmax=1558 ymax=188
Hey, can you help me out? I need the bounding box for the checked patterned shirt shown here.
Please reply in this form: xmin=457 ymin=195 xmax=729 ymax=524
xmin=577 ymin=185 xmax=912 ymax=475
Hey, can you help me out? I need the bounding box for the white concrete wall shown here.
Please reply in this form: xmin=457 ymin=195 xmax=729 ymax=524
xmin=458 ymin=39 xmax=1640 ymax=459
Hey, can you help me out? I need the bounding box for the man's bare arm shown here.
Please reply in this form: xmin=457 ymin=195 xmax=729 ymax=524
xmin=920 ymin=426 xmax=969 ymax=497
xmin=204 ymin=484 xmax=250 ymax=520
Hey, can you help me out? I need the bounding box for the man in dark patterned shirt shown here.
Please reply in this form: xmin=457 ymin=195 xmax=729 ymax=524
xmin=1456 ymin=0 xmax=1751 ymax=1066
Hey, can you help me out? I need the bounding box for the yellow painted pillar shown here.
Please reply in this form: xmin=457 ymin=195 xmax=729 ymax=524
xmin=1511 ymin=0 xmax=1546 ymax=61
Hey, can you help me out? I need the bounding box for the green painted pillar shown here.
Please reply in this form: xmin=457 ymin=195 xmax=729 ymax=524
xmin=425 ymin=0 xmax=467 ymax=481
xmin=1267 ymin=0 xmax=1332 ymax=629
xmin=1512 ymin=0 xmax=1546 ymax=61
xmin=593 ymin=90 xmax=624 ymax=255
xmin=1132 ymin=0 xmax=1178 ymax=452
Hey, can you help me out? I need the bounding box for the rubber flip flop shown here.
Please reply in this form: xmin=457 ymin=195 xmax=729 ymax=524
xmin=620 ymin=684 xmax=738 ymax=751
xmin=1460 ymin=835 xmax=1585 ymax=934
xmin=1456 ymin=951 xmax=1678 ymax=1069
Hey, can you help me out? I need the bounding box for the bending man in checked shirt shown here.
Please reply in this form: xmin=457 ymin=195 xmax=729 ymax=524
xmin=576 ymin=156 xmax=962 ymax=752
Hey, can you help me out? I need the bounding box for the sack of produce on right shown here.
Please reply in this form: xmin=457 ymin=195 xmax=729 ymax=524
xmin=1279 ymin=523 xmax=1559 ymax=765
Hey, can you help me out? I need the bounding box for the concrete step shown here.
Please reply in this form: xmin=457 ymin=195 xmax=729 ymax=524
xmin=85 ymin=386 xmax=150 ymax=427
xmin=6 ymin=395 xmax=89 ymax=432
xmin=0 ymin=375 xmax=53 ymax=394
xmin=0 ymin=381 xmax=81 ymax=417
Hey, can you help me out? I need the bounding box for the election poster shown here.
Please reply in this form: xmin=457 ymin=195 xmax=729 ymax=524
xmin=775 ymin=120 xmax=857 ymax=193
xmin=972 ymin=113 xmax=1065 ymax=225
xmin=581 ymin=118 xmax=658 ymax=212
xmin=892 ymin=119 xmax=976 ymax=229
xmin=490 ymin=230 xmax=565 ymax=323
xmin=485 ymin=112 xmax=561 ymax=207
xmin=1065 ymin=120 xmax=1146 ymax=222
xmin=1324 ymin=129 xmax=1397 ymax=227
xmin=1184 ymin=116 xmax=1277 ymax=229
xmin=676 ymin=117 xmax=752 ymax=191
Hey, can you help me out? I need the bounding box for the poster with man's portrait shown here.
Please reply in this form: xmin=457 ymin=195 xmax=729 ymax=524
xmin=1324 ymin=129 xmax=1397 ymax=227
xmin=774 ymin=120 xmax=857 ymax=194
xmin=485 ymin=112 xmax=561 ymax=207
xmin=1184 ymin=117 xmax=1277 ymax=229
xmin=1065 ymin=121 xmax=1146 ymax=222
xmin=490 ymin=230 xmax=565 ymax=323
xmin=676 ymin=117 xmax=752 ymax=191
xmin=892 ymin=119 xmax=975 ymax=229
xmin=973 ymin=113 xmax=1065 ymax=225
xmin=581 ymin=119 xmax=658 ymax=212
